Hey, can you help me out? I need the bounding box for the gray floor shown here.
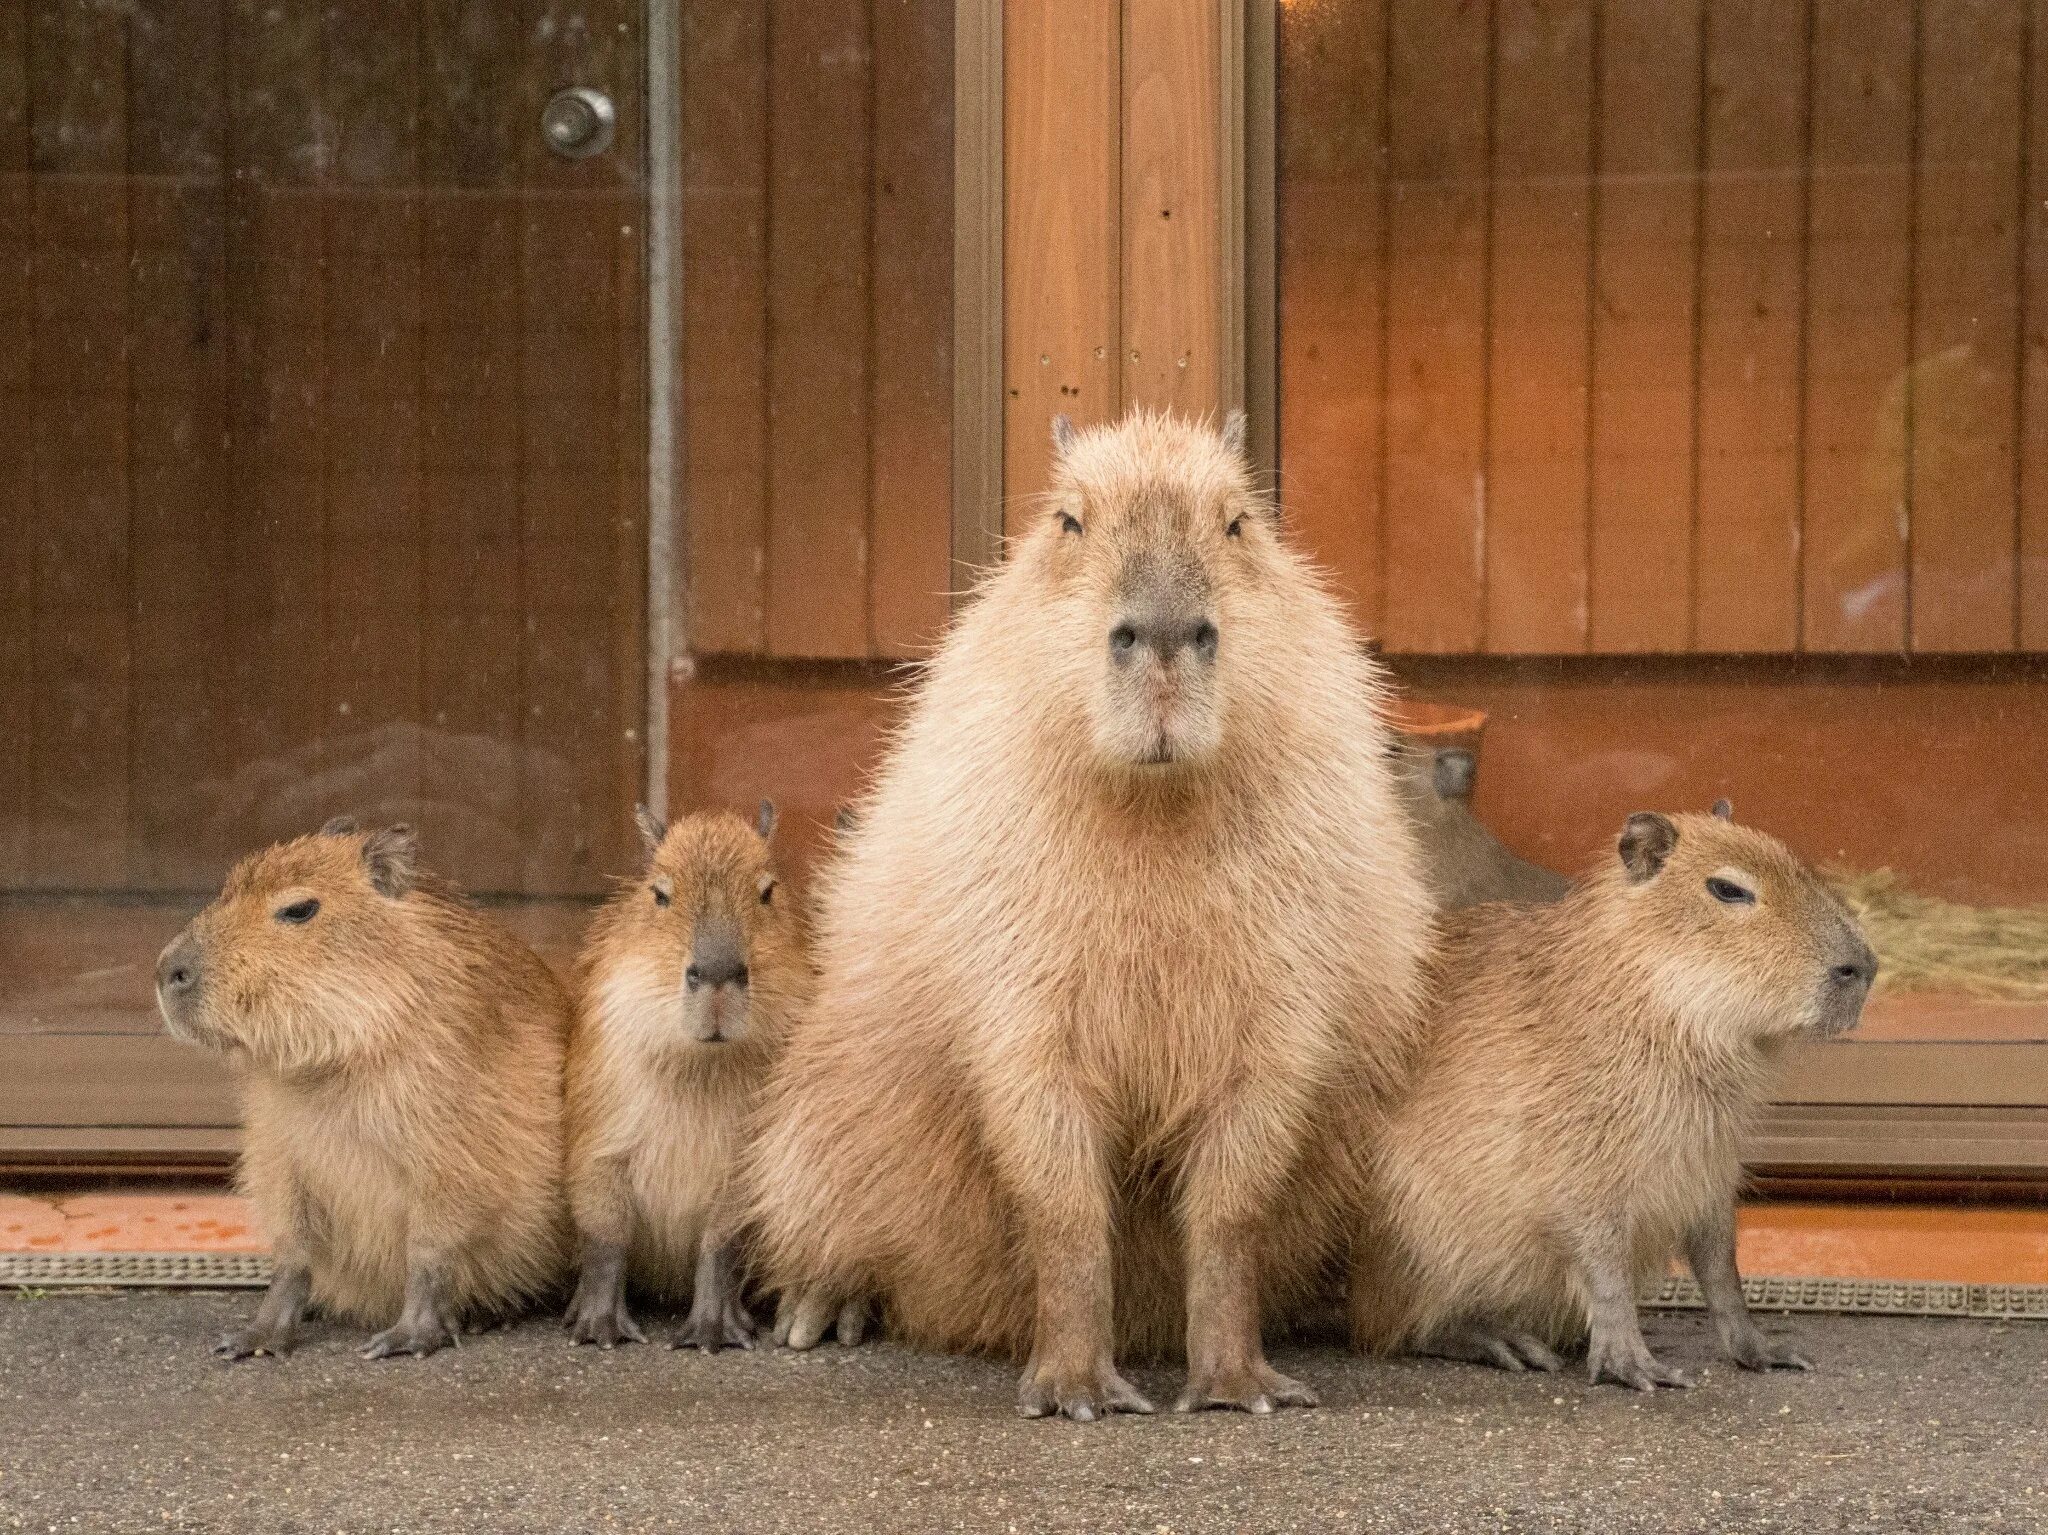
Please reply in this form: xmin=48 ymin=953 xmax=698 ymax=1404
xmin=1 ymin=1291 xmax=2042 ymax=1533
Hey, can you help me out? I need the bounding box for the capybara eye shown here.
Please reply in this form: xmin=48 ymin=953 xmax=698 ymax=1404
xmin=685 ymin=964 xmax=702 ymax=989
xmin=1706 ymin=877 xmax=1755 ymax=907
xmin=652 ymin=884 xmax=671 ymax=908
xmin=758 ymin=877 xmax=776 ymax=906
xmin=1059 ymin=512 xmax=1083 ymax=536
xmin=1226 ymin=515 xmax=1244 ymax=538
xmin=275 ymin=898 xmax=320 ymax=925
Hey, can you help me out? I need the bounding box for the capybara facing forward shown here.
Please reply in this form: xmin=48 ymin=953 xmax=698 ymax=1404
xmin=1351 ymin=804 xmax=1876 ymax=1389
xmin=747 ymin=411 xmax=1434 ymax=1420
xmin=156 ymin=820 xmax=571 ymax=1359
xmin=563 ymin=802 xmax=808 ymax=1351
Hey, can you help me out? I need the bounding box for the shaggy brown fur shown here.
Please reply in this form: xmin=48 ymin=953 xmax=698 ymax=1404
xmin=746 ymin=410 xmax=1434 ymax=1421
xmin=1350 ymin=804 xmax=1876 ymax=1389
xmin=563 ymin=803 xmax=808 ymax=1352
xmin=1389 ymin=740 xmax=1570 ymax=908
xmin=155 ymin=820 xmax=571 ymax=1360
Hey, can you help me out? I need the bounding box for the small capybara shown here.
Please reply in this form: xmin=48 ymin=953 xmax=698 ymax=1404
xmin=1350 ymin=802 xmax=1876 ymax=1389
xmin=155 ymin=819 xmax=571 ymax=1359
xmin=1389 ymin=740 xmax=1570 ymax=908
xmin=746 ymin=410 xmax=1434 ymax=1420
xmin=563 ymin=802 xmax=807 ymax=1351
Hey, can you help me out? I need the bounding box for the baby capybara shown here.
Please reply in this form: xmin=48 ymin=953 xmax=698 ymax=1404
xmin=1351 ymin=803 xmax=1876 ymax=1389
xmin=563 ymin=803 xmax=808 ymax=1351
xmin=746 ymin=411 xmax=1433 ymax=1420
xmin=156 ymin=819 xmax=570 ymax=1359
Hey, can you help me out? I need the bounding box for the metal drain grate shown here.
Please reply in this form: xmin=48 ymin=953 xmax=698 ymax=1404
xmin=1643 ymin=1274 xmax=2048 ymax=1320
xmin=1 ymin=1251 xmax=272 ymax=1289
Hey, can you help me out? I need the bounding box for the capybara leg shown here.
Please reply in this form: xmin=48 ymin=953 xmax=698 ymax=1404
xmin=1175 ymin=1217 xmax=1317 ymax=1414
xmin=214 ymin=1261 xmax=312 ymax=1360
xmin=1573 ymin=1222 xmax=1692 ymax=1392
xmin=673 ymin=1234 xmax=758 ymax=1353
xmin=360 ymin=1263 xmax=462 ymax=1360
xmin=564 ymin=1236 xmax=646 ymax=1349
xmin=993 ymin=1088 xmax=1152 ymax=1422
xmin=1686 ymin=1203 xmax=1811 ymax=1373
xmin=1419 ymin=1321 xmax=1563 ymax=1374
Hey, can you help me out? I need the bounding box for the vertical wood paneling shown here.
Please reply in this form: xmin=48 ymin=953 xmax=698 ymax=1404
xmin=1004 ymin=0 xmax=1121 ymax=514
xmin=1801 ymin=0 xmax=1913 ymax=651
xmin=1694 ymin=0 xmax=1808 ymax=652
xmin=0 ymin=0 xmax=35 ymax=885
xmin=1380 ymin=0 xmax=1489 ymax=653
xmin=1910 ymin=0 xmax=2024 ymax=651
xmin=682 ymin=0 xmax=770 ymax=654
xmin=1485 ymin=0 xmax=1592 ymax=654
xmin=766 ymin=0 xmax=873 ymax=658
xmin=1122 ymin=0 xmax=1220 ymax=415
xmin=1586 ymin=0 xmax=1702 ymax=654
xmin=1275 ymin=0 xmax=1387 ymax=636
xmin=868 ymin=0 xmax=955 ymax=656
xmin=2024 ymin=0 xmax=2048 ymax=648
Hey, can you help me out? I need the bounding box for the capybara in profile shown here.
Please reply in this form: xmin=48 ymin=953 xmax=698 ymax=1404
xmin=1389 ymin=740 xmax=1570 ymax=908
xmin=746 ymin=410 xmax=1434 ymax=1420
xmin=1350 ymin=803 xmax=1876 ymax=1389
xmin=563 ymin=802 xmax=807 ymax=1352
xmin=155 ymin=820 xmax=571 ymax=1359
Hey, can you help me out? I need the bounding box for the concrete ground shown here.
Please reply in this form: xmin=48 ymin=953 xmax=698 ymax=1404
xmin=1 ymin=1292 xmax=2042 ymax=1533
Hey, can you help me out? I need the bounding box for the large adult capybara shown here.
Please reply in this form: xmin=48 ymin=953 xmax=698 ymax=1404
xmin=1350 ymin=803 xmax=1876 ymax=1389
xmin=155 ymin=820 xmax=571 ymax=1360
xmin=746 ymin=411 xmax=1434 ymax=1420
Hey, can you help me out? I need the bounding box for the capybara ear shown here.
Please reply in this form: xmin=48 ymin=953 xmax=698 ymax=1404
xmin=756 ymin=798 xmax=779 ymax=843
xmin=1711 ymin=798 xmax=1734 ymax=821
xmin=1221 ymin=408 xmax=1248 ymax=458
xmin=634 ymin=804 xmax=667 ymax=858
xmin=320 ymin=815 xmax=360 ymax=838
xmin=1051 ymin=413 xmax=1078 ymax=457
xmin=362 ymin=824 xmax=419 ymax=898
xmin=1432 ymin=748 xmax=1477 ymax=802
xmin=1618 ymin=813 xmax=1678 ymax=884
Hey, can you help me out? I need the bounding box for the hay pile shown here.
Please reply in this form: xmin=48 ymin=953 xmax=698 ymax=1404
xmin=1830 ymin=869 xmax=2048 ymax=1002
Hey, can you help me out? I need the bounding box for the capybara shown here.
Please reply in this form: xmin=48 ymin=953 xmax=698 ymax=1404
xmin=746 ymin=410 xmax=1434 ymax=1420
xmin=155 ymin=819 xmax=571 ymax=1359
xmin=1389 ymin=740 xmax=1570 ymax=908
xmin=563 ymin=802 xmax=807 ymax=1351
xmin=1350 ymin=802 xmax=1876 ymax=1389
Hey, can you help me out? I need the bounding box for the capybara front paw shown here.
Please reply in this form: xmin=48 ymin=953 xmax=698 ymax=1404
xmin=1173 ymin=1359 xmax=1319 ymax=1416
xmin=1724 ymin=1326 xmax=1812 ymax=1374
xmin=212 ymin=1323 xmax=295 ymax=1360
xmin=671 ymin=1299 xmax=758 ymax=1354
xmin=1585 ymin=1330 xmax=1692 ymax=1392
xmin=774 ymin=1289 xmax=865 ymax=1351
xmin=564 ymin=1290 xmax=647 ymax=1349
xmin=1016 ymin=1360 xmax=1155 ymax=1423
xmin=1428 ymin=1323 xmax=1564 ymax=1374
xmin=360 ymin=1310 xmax=457 ymax=1361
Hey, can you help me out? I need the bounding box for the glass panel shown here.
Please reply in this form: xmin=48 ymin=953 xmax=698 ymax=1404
xmin=2 ymin=3 xmax=648 ymax=1045
xmin=1276 ymin=0 xmax=2048 ymax=1055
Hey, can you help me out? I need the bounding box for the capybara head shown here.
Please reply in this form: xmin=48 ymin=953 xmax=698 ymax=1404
xmin=1608 ymin=801 xmax=1876 ymax=1041
xmin=1022 ymin=410 xmax=1281 ymax=773
xmin=156 ymin=818 xmax=432 ymax=1072
xmin=594 ymin=802 xmax=796 ymax=1053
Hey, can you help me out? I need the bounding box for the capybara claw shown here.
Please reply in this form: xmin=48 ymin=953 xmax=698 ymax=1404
xmin=212 ymin=1326 xmax=292 ymax=1361
xmin=1173 ymin=1362 xmax=1318 ymax=1415
xmin=1016 ymin=1362 xmax=1154 ymax=1422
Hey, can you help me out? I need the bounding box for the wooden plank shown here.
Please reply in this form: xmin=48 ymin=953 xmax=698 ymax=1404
xmin=1693 ymin=0 xmax=1808 ymax=653
xmin=1122 ymin=0 xmax=1220 ymax=416
xmin=681 ymin=0 xmax=771 ymax=654
xmin=1380 ymin=0 xmax=1488 ymax=654
xmin=0 ymin=0 xmax=31 ymax=886
xmin=1801 ymin=0 xmax=1913 ymax=652
xmin=765 ymin=0 xmax=872 ymax=656
xmin=1484 ymin=0 xmax=1593 ymax=655
xmin=1274 ymin=0 xmax=1386 ymax=636
xmin=2026 ymin=0 xmax=2048 ymax=650
xmin=868 ymin=0 xmax=955 ymax=656
xmin=0 ymin=1034 xmax=237 ymax=1129
xmin=1003 ymin=0 xmax=1121 ymax=515
xmin=1586 ymin=0 xmax=1702 ymax=654
xmin=1909 ymin=0 xmax=2024 ymax=653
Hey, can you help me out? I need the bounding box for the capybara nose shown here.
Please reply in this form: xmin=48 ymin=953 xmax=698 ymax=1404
xmin=157 ymin=938 xmax=201 ymax=997
xmin=686 ymin=929 xmax=748 ymax=992
xmin=1830 ymin=946 xmax=1877 ymax=988
xmin=1109 ymin=615 xmax=1220 ymax=664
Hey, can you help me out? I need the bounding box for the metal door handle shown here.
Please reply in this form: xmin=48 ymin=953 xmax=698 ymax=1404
xmin=541 ymin=87 xmax=616 ymax=159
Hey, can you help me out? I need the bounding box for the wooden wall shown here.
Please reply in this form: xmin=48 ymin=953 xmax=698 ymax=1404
xmin=1279 ymin=0 xmax=2048 ymax=656
xmin=0 ymin=0 xmax=648 ymax=898
xmin=680 ymin=0 xmax=956 ymax=662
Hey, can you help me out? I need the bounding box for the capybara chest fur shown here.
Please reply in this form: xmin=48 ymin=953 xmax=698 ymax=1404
xmin=748 ymin=411 xmax=1433 ymax=1417
xmin=155 ymin=820 xmax=570 ymax=1356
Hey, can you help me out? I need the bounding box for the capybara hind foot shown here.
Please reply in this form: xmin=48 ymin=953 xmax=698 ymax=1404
xmin=564 ymin=1284 xmax=647 ymax=1349
xmin=212 ymin=1322 xmax=297 ymax=1360
xmin=1720 ymin=1321 xmax=1813 ymax=1374
xmin=1585 ymin=1325 xmax=1692 ymax=1392
xmin=360 ymin=1284 xmax=461 ymax=1360
xmin=1173 ymin=1358 xmax=1318 ymax=1416
xmin=1422 ymin=1323 xmax=1564 ymax=1374
xmin=1016 ymin=1358 xmax=1155 ymax=1423
xmin=672 ymin=1296 xmax=758 ymax=1353
xmin=774 ymin=1288 xmax=866 ymax=1351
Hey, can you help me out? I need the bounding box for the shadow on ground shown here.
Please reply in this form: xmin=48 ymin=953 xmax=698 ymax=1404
xmin=1 ymin=1293 xmax=2041 ymax=1533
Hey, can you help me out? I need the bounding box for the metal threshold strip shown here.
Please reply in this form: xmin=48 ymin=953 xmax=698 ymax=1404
xmin=5 ymin=1254 xmax=2048 ymax=1321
